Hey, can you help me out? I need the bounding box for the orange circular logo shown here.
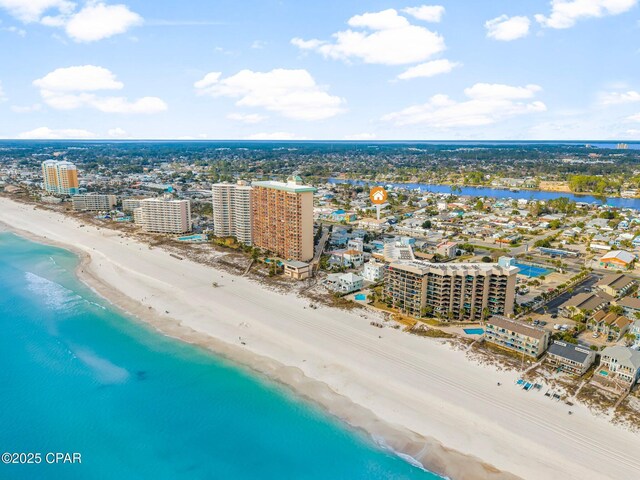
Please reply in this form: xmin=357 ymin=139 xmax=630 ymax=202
xmin=370 ymin=187 xmax=388 ymax=205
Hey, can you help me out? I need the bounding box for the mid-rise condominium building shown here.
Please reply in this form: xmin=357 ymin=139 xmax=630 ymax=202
xmin=122 ymin=198 xmax=144 ymax=213
xmin=251 ymin=176 xmax=315 ymax=261
xmin=72 ymin=194 xmax=117 ymax=212
xmin=211 ymin=181 xmax=253 ymax=245
xmin=383 ymin=260 xmax=519 ymax=321
xmin=134 ymin=198 xmax=192 ymax=234
xmin=42 ymin=160 xmax=79 ymax=195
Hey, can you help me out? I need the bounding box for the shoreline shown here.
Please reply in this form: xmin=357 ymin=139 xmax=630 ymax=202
xmin=2 ymin=196 xmax=640 ymax=480
xmin=0 ymin=214 xmax=508 ymax=480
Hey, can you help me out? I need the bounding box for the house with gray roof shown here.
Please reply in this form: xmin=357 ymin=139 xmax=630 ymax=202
xmin=559 ymin=292 xmax=613 ymax=318
xmin=546 ymin=341 xmax=596 ymax=376
xmin=594 ymin=346 xmax=640 ymax=391
xmin=617 ymin=296 xmax=640 ymax=318
xmin=596 ymin=273 xmax=636 ymax=298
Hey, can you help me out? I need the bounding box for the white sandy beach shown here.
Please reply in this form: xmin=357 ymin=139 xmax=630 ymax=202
xmin=1 ymin=196 xmax=639 ymax=480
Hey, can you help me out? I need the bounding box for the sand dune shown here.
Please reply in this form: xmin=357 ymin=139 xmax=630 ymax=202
xmin=1 ymin=196 xmax=639 ymax=480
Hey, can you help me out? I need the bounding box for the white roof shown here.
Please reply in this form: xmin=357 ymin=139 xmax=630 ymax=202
xmin=600 ymin=250 xmax=635 ymax=264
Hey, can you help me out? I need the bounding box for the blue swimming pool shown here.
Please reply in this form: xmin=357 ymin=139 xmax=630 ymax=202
xmin=512 ymin=261 xmax=553 ymax=278
xmin=463 ymin=328 xmax=484 ymax=335
xmin=355 ymin=294 xmax=366 ymax=301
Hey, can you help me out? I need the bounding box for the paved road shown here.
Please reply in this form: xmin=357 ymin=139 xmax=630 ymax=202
xmin=534 ymin=274 xmax=601 ymax=314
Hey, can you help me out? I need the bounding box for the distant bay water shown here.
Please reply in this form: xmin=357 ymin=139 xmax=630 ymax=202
xmin=328 ymin=178 xmax=640 ymax=210
xmin=0 ymin=232 xmax=440 ymax=480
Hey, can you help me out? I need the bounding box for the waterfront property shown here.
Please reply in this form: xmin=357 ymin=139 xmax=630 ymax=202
xmin=72 ymin=193 xmax=117 ymax=212
xmin=546 ymin=341 xmax=596 ymax=376
xmin=251 ymin=176 xmax=315 ymax=262
xmin=42 ymin=160 xmax=79 ymax=195
xmin=283 ymin=260 xmax=311 ymax=280
xmin=325 ymin=272 xmax=364 ymax=294
xmin=211 ymin=181 xmax=253 ymax=245
xmin=134 ymin=197 xmax=192 ymax=234
xmin=594 ymin=346 xmax=640 ymax=391
xmin=484 ymin=316 xmax=550 ymax=359
xmin=362 ymin=260 xmax=385 ymax=282
xmin=383 ymin=260 xmax=518 ymax=322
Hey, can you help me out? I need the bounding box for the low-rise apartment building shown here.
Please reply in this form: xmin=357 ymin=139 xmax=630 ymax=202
xmin=596 ymin=273 xmax=636 ymax=298
xmin=546 ymin=340 xmax=596 ymax=375
xmin=383 ymin=261 xmax=518 ymax=321
xmin=71 ymin=194 xmax=117 ymax=212
xmin=484 ymin=316 xmax=550 ymax=359
xmin=282 ymin=260 xmax=311 ymax=280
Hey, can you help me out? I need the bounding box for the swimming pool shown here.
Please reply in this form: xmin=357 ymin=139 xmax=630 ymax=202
xmin=178 ymin=234 xmax=207 ymax=242
xmin=463 ymin=328 xmax=484 ymax=335
xmin=512 ymin=261 xmax=553 ymax=278
xmin=354 ymin=294 xmax=366 ymax=301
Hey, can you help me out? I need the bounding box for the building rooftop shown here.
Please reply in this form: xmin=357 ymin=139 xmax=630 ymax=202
xmin=251 ymin=178 xmax=316 ymax=193
xmin=487 ymin=315 xmax=548 ymax=340
xmin=600 ymin=250 xmax=635 ymax=264
xmin=596 ymin=273 xmax=635 ymax=291
xmin=547 ymin=340 xmax=593 ymax=364
xmin=601 ymin=346 xmax=640 ymax=371
xmin=561 ymin=292 xmax=613 ymax=311
xmin=617 ymin=296 xmax=640 ymax=310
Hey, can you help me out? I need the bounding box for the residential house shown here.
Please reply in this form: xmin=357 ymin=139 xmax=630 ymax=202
xmin=362 ymin=260 xmax=385 ymax=282
xmin=436 ymin=241 xmax=457 ymax=259
xmin=324 ymin=273 xmax=364 ymax=294
xmin=587 ymin=311 xmax=633 ymax=342
xmin=594 ymin=346 xmax=640 ymax=391
xmin=546 ymin=341 xmax=596 ymax=376
xmin=617 ymin=296 xmax=640 ymax=319
xmin=283 ymin=260 xmax=311 ymax=281
xmin=484 ymin=316 xmax=550 ymax=359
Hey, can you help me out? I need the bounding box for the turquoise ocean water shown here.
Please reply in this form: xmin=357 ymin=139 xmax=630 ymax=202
xmin=0 ymin=232 xmax=442 ymax=480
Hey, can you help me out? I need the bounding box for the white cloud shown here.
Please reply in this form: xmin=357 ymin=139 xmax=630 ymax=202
xmin=4 ymin=25 xmax=27 ymax=36
xmin=485 ymin=15 xmax=531 ymax=41
xmin=18 ymin=126 xmax=96 ymax=139
xmin=382 ymin=83 xmax=546 ymax=127
xmin=11 ymin=104 xmax=42 ymax=113
xmin=0 ymin=1 xmax=141 ymax=41
xmin=291 ymin=8 xmax=445 ymax=66
xmin=34 ymin=65 xmax=124 ymax=91
xmin=535 ymin=0 xmax=637 ymax=29
xmin=402 ymin=5 xmax=445 ymax=23
xmin=397 ymin=59 xmax=460 ymax=80
xmin=107 ymin=127 xmax=129 ymax=138
xmin=34 ymin=65 xmax=167 ymax=114
xmin=227 ymin=112 xmax=267 ymax=123
xmin=0 ymin=80 xmax=6 ymax=102
xmin=0 ymin=0 xmax=74 ymax=23
xmin=344 ymin=133 xmax=377 ymax=140
xmin=63 ymin=2 xmax=142 ymax=42
xmin=250 ymin=40 xmax=266 ymax=49
xmin=599 ymin=90 xmax=640 ymax=105
xmin=244 ymin=132 xmax=308 ymax=140
xmin=195 ymin=68 xmax=345 ymax=121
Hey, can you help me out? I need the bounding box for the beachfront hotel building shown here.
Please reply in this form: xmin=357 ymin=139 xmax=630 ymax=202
xmin=72 ymin=194 xmax=117 ymax=212
xmin=42 ymin=160 xmax=79 ymax=195
xmin=251 ymin=176 xmax=315 ymax=262
xmin=211 ymin=181 xmax=253 ymax=245
xmin=484 ymin=316 xmax=550 ymax=359
xmin=133 ymin=198 xmax=192 ymax=234
xmin=383 ymin=261 xmax=519 ymax=321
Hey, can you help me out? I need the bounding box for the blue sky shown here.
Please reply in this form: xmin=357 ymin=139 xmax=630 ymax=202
xmin=1 ymin=0 xmax=640 ymax=140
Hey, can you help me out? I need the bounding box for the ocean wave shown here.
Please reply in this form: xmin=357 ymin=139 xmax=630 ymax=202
xmin=24 ymin=271 xmax=83 ymax=312
xmin=372 ymin=434 xmax=433 ymax=474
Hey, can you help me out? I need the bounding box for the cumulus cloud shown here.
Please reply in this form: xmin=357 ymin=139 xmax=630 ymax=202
xmin=397 ymin=59 xmax=460 ymax=80
xmin=382 ymin=83 xmax=546 ymax=127
xmin=195 ymin=69 xmax=345 ymax=121
xmin=33 ymin=65 xmax=167 ymax=114
xmin=485 ymin=15 xmax=531 ymax=41
xmin=402 ymin=5 xmax=445 ymax=22
xmin=0 ymin=1 xmax=141 ymax=42
xmin=227 ymin=112 xmax=267 ymax=123
xmin=291 ymin=8 xmax=445 ymax=66
xmin=244 ymin=132 xmax=308 ymax=140
xmin=18 ymin=126 xmax=96 ymax=139
xmin=535 ymin=0 xmax=637 ymax=29
xmin=107 ymin=127 xmax=129 ymax=137
xmin=599 ymin=90 xmax=640 ymax=105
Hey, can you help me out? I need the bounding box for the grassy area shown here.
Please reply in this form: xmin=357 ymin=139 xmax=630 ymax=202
xmin=410 ymin=325 xmax=454 ymax=338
